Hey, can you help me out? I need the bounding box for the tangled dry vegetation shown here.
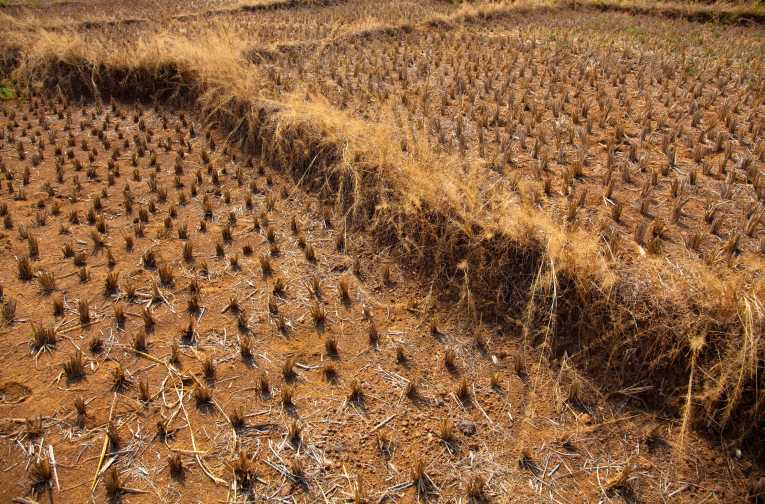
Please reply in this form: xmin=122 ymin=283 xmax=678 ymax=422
xmin=0 ymin=0 xmax=764 ymax=502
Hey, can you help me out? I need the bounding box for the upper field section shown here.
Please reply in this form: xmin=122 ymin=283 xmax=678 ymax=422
xmin=247 ymin=7 xmax=765 ymax=265
xmin=0 ymin=0 xmax=462 ymax=46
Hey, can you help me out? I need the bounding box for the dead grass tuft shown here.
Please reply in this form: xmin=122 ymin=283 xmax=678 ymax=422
xmin=32 ymin=323 xmax=56 ymax=350
xmin=168 ymin=453 xmax=184 ymax=480
xmin=63 ymin=350 xmax=85 ymax=381
xmin=29 ymin=458 xmax=53 ymax=495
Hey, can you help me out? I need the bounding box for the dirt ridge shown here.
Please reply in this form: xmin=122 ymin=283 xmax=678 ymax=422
xmin=565 ymin=0 xmax=765 ymax=25
xmin=1 ymin=0 xmax=347 ymax=34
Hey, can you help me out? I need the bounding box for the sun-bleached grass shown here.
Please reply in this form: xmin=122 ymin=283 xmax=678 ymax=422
xmin=14 ymin=25 xmax=258 ymax=109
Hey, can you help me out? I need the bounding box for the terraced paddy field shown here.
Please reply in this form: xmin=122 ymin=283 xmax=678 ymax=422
xmin=0 ymin=0 xmax=764 ymax=502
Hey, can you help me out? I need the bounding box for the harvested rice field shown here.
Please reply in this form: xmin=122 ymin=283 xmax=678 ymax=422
xmin=0 ymin=0 xmax=764 ymax=503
